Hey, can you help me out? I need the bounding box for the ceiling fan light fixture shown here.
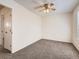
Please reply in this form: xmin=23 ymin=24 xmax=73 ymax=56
xmin=35 ymin=2 xmax=56 ymax=13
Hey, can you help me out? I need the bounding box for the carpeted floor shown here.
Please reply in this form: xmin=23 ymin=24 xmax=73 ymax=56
xmin=0 ymin=39 xmax=79 ymax=59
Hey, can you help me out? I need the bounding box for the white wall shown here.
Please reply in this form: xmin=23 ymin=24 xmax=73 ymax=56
xmin=72 ymin=4 xmax=79 ymax=51
xmin=0 ymin=0 xmax=42 ymax=53
xmin=12 ymin=5 xmax=42 ymax=53
xmin=42 ymin=13 xmax=72 ymax=42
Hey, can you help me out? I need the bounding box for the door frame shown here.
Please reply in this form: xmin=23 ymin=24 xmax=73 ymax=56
xmin=0 ymin=4 xmax=12 ymax=53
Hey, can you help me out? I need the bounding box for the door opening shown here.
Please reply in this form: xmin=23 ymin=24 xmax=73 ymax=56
xmin=0 ymin=4 xmax=12 ymax=52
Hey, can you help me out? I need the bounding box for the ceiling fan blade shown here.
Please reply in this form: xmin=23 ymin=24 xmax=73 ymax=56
xmin=38 ymin=8 xmax=46 ymax=12
xmin=50 ymin=3 xmax=54 ymax=6
xmin=35 ymin=5 xmax=44 ymax=9
xmin=51 ymin=8 xmax=56 ymax=11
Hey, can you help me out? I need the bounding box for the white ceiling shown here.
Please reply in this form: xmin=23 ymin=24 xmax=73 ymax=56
xmin=15 ymin=0 xmax=79 ymax=16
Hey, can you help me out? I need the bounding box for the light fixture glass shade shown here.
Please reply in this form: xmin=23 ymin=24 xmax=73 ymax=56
xmin=43 ymin=9 xmax=50 ymax=13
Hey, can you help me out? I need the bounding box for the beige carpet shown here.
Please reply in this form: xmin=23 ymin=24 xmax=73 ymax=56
xmin=0 ymin=39 xmax=79 ymax=59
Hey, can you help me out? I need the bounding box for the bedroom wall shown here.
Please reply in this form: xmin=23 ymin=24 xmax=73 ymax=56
xmin=0 ymin=0 xmax=42 ymax=53
xmin=42 ymin=13 xmax=72 ymax=42
xmin=72 ymin=4 xmax=79 ymax=51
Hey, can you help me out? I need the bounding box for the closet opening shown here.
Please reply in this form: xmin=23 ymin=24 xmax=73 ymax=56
xmin=0 ymin=4 xmax=12 ymax=53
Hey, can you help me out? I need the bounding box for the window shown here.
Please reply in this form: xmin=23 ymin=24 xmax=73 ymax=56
xmin=77 ymin=11 xmax=79 ymax=37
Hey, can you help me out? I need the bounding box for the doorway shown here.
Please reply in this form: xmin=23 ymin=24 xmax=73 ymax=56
xmin=0 ymin=4 xmax=12 ymax=52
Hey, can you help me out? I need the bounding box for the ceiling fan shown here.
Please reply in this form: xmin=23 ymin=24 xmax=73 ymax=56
xmin=33 ymin=0 xmax=56 ymax=13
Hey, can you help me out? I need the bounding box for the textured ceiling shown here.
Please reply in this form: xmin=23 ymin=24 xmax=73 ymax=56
xmin=15 ymin=0 xmax=79 ymax=16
